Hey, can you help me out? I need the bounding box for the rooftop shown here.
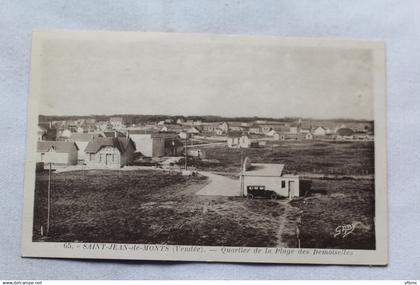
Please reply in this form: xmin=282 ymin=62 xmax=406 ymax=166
xmin=37 ymin=141 xmax=79 ymax=153
xmin=85 ymin=137 xmax=133 ymax=154
xmin=244 ymin=163 xmax=284 ymax=177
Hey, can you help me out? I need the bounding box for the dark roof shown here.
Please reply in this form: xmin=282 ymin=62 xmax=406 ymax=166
xmin=337 ymin=128 xmax=354 ymax=136
xmin=37 ymin=141 xmax=79 ymax=153
xmin=102 ymin=131 xmax=125 ymax=138
xmin=128 ymin=129 xmax=156 ymax=135
xmin=271 ymin=125 xmax=290 ymax=132
xmin=68 ymin=133 xmax=102 ymax=142
xmin=151 ymin=132 xmax=179 ymax=139
xmin=84 ymin=137 xmax=134 ymax=153
xmin=164 ymin=138 xmax=184 ymax=148
xmin=248 ymin=134 xmax=266 ymax=139
xmin=228 ymin=130 xmax=246 ymax=138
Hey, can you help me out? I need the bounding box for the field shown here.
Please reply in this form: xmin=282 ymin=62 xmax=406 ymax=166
xmin=33 ymin=170 xmax=299 ymax=247
xmin=191 ymin=140 xmax=374 ymax=176
xmin=32 ymin=140 xmax=375 ymax=249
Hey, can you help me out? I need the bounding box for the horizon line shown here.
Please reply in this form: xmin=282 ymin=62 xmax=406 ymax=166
xmin=38 ymin=113 xmax=374 ymax=122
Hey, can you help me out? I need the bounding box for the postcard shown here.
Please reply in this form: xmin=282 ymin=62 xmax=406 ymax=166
xmin=21 ymin=30 xmax=387 ymax=265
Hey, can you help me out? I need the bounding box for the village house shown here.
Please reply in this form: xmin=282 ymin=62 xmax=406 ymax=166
xmin=289 ymin=125 xmax=299 ymax=134
xmin=109 ymin=117 xmax=125 ymax=130
xmin=312 ymin=126 xmax=330 ymax=136
xmin=285 ymin=133 xmax=313 ymax=140
xmin=178 ymin=126 xmax=201 ymax=139
xmin=188 ymin=126 xmax=200 ymax=134
xmin=84 ymin=136 xmax=135 ymax=168
xmin=266 ymin=125 xmax=289 ymax=140
xmin=37 ymin=125 xmax=57 ymax=141
xmin=260 ymin=123 xmax=287 ymax=134
xmin=160 ymin=124 xmax=185 ymax=133
xmin=128 ymin=130 xmax=154 ymax=157
xmin=67 ymin=133 xmax=103 ymax=163
xmin=76 ymin=126 xmax=86 ymax=133
xmin=187 ymin=148 xmax=206 ymax=159
xmin=37 ymin=141 xmax=79 ymax=166
xmin=248 ymin=125 xmax=262 ymax=134
xmin=227 ymin=132 xmax=251 ymax=148
xmin=97 ymin=121 xmax=111 ymax=131
xmin=58 ymin=128 xmax=72 ymax=139
xmin=151 ymin=132 xmax=184 ymax=157
xmin=201 ymin=122 xmax=220 ymax=133
xmin=218 ymin=122 xmax=229 ymax=132
xmin=241 ymin=161 xmax=301 ymax=200
xmin=100 ymin=130 xmax=126 ymax=138
xmin=182 ymin=119 xmax=195 ymax=126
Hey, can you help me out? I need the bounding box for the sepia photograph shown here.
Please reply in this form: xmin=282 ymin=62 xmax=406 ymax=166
xmin=21 ymin=30 xmax=387 ymax=264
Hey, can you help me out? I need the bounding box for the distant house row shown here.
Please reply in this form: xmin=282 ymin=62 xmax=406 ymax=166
xmin=40 ymin=116 xmax=373 ymax=142
xmin=36 ymin=131 xmax=184 ymax=168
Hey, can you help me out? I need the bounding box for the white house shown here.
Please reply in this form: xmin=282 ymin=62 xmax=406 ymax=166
xmin=68 ymin=133 xmax=103 ymax=163
xmin=313 ymin=126 xmax=329 ymax=136
xmin=84 ymin=137 xmax=135 ymax=168
xmin=241 ymin=162 xmax=301 ymax=200
xmin=59 ymin=129 xmax=72 ymax=139
xmin=37 ymin=141 xmax=79 ymax=166
xmin=109 ymin=117 xmax=125 ymax=130
xmin=289 ymin=126 xmax=299 ymax=134
xmin=227 ymin=132 xmax=251 ymax=148
xmin=129 ymin=131 xmax=154 ymax=157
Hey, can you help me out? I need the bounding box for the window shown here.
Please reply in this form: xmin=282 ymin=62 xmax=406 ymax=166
xmin=90 ymin=153 xmax=94 ymax=161
xmin=281 ymin=180 xmax=286 ymax=188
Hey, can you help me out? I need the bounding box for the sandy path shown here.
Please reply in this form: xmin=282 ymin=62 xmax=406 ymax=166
xmin=195 ymin=171 xmax=241 ymax=196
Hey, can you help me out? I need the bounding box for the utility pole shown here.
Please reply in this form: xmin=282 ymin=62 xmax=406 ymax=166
xmin=240 ymin=149 xmax=244 ymax=196
xmin=184 ymin=135 xmax=188 ymax=170
xmin=47 ymin=162 xmax=52 ymax=235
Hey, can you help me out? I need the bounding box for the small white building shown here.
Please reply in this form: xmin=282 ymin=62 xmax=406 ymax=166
xmin=37 ymin=141 xmax=79 ymax=166
xmin=227 ymin=133 xmax=250 ymax=148
xmin=109 ymin=117 xmax=125 ymax=130
xmin=241 ymin=163 xmax=300 ymax=199
xmin=68 ymin=133 xmax=103 ymax=163
xmin=59 ymin=129 xmax=72 ymax=139
xmin=313 ymin=126 xmax=330 ymax=136
xmin=129 ymin=132 xmax=154 ymax=157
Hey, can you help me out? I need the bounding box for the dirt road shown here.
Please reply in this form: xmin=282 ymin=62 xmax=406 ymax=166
xmin=195 ymin=171 xmax=241 ymax=196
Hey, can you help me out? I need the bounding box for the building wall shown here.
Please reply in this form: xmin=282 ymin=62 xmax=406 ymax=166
xmin=86 ymin=146 xmax=121 ymax=168
xmin=74 ymin=141 xmax=89 ymax=162
xmin=243 ymin=175 xmax=300 ymax=198
xmin=36 ymin=149 xmax=77 ymax=165
xmin=120 ymin=142 xmax=135 ymax=165
xmin=227 ymin=137 xmax=239 ymax=148
xmin=152 ymin=137 xmax=165 ymax=157
xmin=130 ymin=134 xmax=153 ymax=157
xmin=239 ymin=136 xmax=250 ymax=148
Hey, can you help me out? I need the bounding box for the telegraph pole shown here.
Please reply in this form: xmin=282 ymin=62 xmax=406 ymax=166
xmin=47 ymin=162 xmax=52 ymax=235
xmin=184 ymin=135 xmax=188 ymax=170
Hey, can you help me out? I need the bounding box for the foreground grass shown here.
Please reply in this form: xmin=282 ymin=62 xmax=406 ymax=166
xmin=33 ymin=170 xmax=296 ymax=247
xmin=33 ymin=165 xmax=375 ymax=249
xmin=292 ymin=178 xmax=375 ymax=249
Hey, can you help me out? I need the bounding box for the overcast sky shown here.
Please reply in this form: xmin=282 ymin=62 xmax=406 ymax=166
xmin=37 ymin=32 xmax=374 ymax=120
